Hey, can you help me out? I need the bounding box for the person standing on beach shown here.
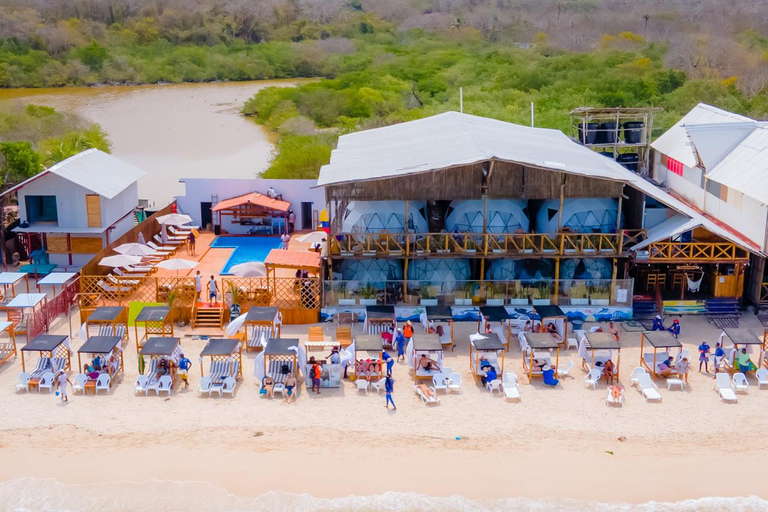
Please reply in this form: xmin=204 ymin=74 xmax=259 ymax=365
xmin=698 ymin=340 xmax=711 ymax=372
xmin=207 ymin=275 xmax=218 ymax=306
xmin=187 ymin=230 xmax=196 ymax=256
xmin=403 ymin=321 xmax=413 ymax=346
xmin=382 ymin=350 xmax=394 ymax=376
xmin=178 ymin=353 xmax=192 ymax=388
xmin=281 ymin=232 xmax=290 ymax=249
xmin=395 ymin=328 xmax=405 ymax=361
xmin=384 ymin=376 xmax=396 ymax=410
xmin=288 ymin=210 xmax=295 ymax=233
xmin=195 ymin=271 xmax=202 ymax=301
xmin=55 ymin=370 xmax=71 ymax=403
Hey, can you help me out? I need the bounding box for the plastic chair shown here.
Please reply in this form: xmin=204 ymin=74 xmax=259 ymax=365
xmin=38 ymin=371 xmax=54 ymax=393
xmin=756 ymin=368 xmax=768 ymax=389
xmin=733 ymin=372 xmax=749 ymax=393
xmin=95 ymin=374 xmax=111 ymax=395
xmin=447 ymin=372 xmax=462 ymax=393
xmin=370 ymin=377 xmax=387 ymax=394
xmin=432 ymin=373 xmax=448 ymax=393
xmin=715 ymin=373 xmax=737 ymax=403
xmin=221 ymin=377 xmax=236 ymax=397
xmin=502 ymin=372 xmax=520 ymax=401
xmin=198 ymin=376 xmax=212 ymax=397
xmin=15 ymin=372 xmax=30 ymax=393
xmin=72 ymin=374 xmax=88 ymax=394
xmin=356 ymin=378 xmax=369 ymax=395
xmin=134 ymin=375 xmax=150 ymax=395
xmin=584 ymin=368 xmax=602 ymax=390
xmin=486 ymin=379 xmax=503 ymax=395
xmin=629 ymin=367 xmax=647 ymax=387
xmin=155 ymin=375 xmax=173 ymax=396
xmin=556 ymin=360 xmax=574 ymax=379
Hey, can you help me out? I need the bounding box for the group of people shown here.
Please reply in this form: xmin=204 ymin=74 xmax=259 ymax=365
xmin=81 ymin=352 xmax=120 ymax=381
xmin=652 ymin=315 xmax=681 ymax=338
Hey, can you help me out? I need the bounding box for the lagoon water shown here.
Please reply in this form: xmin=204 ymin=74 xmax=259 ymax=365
xmin=0 ymin=80 xmax=303 ymax=207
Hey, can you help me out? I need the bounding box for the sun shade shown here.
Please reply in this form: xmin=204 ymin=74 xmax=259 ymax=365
xmin=135 ymin=306 xmax=171 ymax=322
xmin=245 ymin=307 xmax=279 ymax=322
xmin=413 ymin=334 xmax=443 ymax=351
xmin=585 ymin=331 xmax=620 ymax=350
xmin=87 ymin=307 xmax=126 ymax=322
xmin=524 ymin=332 xmax=561 ymax=350
xmin=643 ymin=331 xmax=682 ymax=348
xmin=140 ymin=337 xmax=180 ymax=356
xmin=78 ymin=336 xmax=121 ymax=354
xmin=212 ymin=192 xmax=290 ymax=213
xmin=425 ymin=306 xmax=453 ymax=321
xmin=479 ymin=306 xmax=511 ymax=322
xmin=472 ymin=333 xmax=505 ymax=351
xmin=22 ymin=334 xmax=67 ymax=352
xmin=533 ymin=305 xmax=565 ymax=318
xmin=265 ymin=338 xmax=297 ymax=356
xmin=201 ymin=338 xmax=239 ymax=357
xmin=722 ymin=328 xmax=762 ymax=345
xmin=355 ymin=335 xmax=383 ymax=352
xmin=264 ymin=249 xmax=321 ymax=269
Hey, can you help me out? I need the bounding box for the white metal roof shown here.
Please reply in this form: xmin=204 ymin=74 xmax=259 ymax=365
xmin=0 ymin=272 xmax=27 ymax=285
xmin=630 ymin=214 xmax=700 ymax=251
xmin=685 ymin=122 xmax=757 ymax=171
xmin=705 ymin=123 xmax=768 ymax=205
xmin=650 ymin=103 xmax=752 ymax=168
xmin=37 ymin=272 xmax=77 ymax=285
xmin=7 ymin=293 xmax=47 ymax=308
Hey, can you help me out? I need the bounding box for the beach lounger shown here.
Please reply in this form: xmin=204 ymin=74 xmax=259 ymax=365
xmin=147 ymin=241 xmax=176 ymax=253
xmin=629 ymin=367 xmax=647 ymax=387
xmin=198 ymin=377 xmax=212 ymax=397
xmin=15 ymin=372 xmax=29 ymax=393
xmin=38 ymin=371 xmax=54 ymax=393
xmin=414 ymin=385 xmax=441 ymax=405
xmin=486 ymin=379 xmax=503 ymax=395
xmin=756 ymin=368 xmax=768 ymax=389
xmin=370 ymin=377 xmax=387 ymax=394
xmin=267 ymin=361 xmax=287 ymax=384
xmin=715 ymin=373 xmax=738 ymax=403
xmin=247 ymin=326 xmax=270 ymax=351
xmin=51 ymin=358 xmax=67 ymax=374
xmin=447 ymin=372 xmax=462 ymax=393
xmin=733 ymin=372 xmax=749 ymax=393
xmin=29 ymin=358 xmax=51 ymax=379
xmin=556 ymin=360 xmax=574 ymax=379
xmin=432 ymin=373 xmax=448 ymax=394
xmin=98 ymin=280 xmax=131 ymax=296
xmin=356 ymin=378 xmax=369 ymax=395
xmin=72 ymin=374 xmax=87 ymax=394
xmin=502 ymin=372 xmax=521 ymax=401
xmin=336 ymin=326 xmax=352 ymax=347
xmin=584 ymin=368 xmax=602 ymax=389
xmin=135 ymin=375 xmax=150 ymax=395
xmin=308 ymin=326 xmax=325 ymax=342
xmin=114 ymin=267 xmax=148 ymax=279
xmin=168 ymin=226 xmax=192 ymax=237
xmin=606 ymin=386 xmax=625 ymax=406
xmin=107 ymin=274 xmax=139 ymax=287
xmin=97 ymin=324 xmax=127 ymax=340
xmin=637 ymin=373 xmax=662 ymax=402
xmin=221 ymin=377 xmax=236 ymax=397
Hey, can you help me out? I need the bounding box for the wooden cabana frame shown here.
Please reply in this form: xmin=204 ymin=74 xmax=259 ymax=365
xmin=200 ymin=338 xmax=243 ymax=381
xmin=85 ymin=306 xmax=128 ymax=341
xmin=584 ymin=331 xmax=621 ymax=379
xmin=242 ymin=306 xmax=281 ymax=352
xmin=0 ymin=272 xmax=29 ymax=305
xmin=134 ymin=306 xmax=174 ymax=353
xmin=212 ymin=192 xmax=290 ymax=235
xmin=469 ymin=333 xmax=506 ymax=382
xmin=5 ymin=293 xmax=47 ymax=343
xmin=78 ymin=335 xmax=124 ymax=382
xmin=721 ymin=328 xmax=765 ymax=371
xmin=36 ymin=272 xmax=76 ymax=296
xmin=21 ymin=334 xmax=70 ymax=372
xmin=478 ymin=306 xmax=512 ymax=349
xmin=425 ymin=306 xmax=454 ymax=351
xmin=522 ymin=332 xmax=560 ymax=380
xmin=264 ymin=338 xmax=298 ymax=379
xmin=354 ymin=334 xmax=383 ymax=380
xmin=0 ymin=321 xmax=16 ymax=366
xmin=140 ymin=337 xmax=181 ymax=387
xmin=640 ymin=331 xmax=682 ymax=377
xmin=412 ymin=333 xmax=443 ymax=381
xmin=264 ymin=249 xmax=322 ymax=323
xmin=533 ymin=304 xmax=569 ymax=346
xmin=364 ymin=305 xmax=396 ymax=337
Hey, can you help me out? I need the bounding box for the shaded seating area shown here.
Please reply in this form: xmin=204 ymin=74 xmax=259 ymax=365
xmin=263 ymin=249 xmax=322 ymax=321
xmin=200 ymin=338 xmax=242 ymax=396
xmin=19 ymin=334 xmax=70 ymax=393
xmin=478 ymin=306 xmax=511 ymax=349
xmin=133 ymin=306 xmax=174 ymax=353
xmin=76 ymin=335 xmax=123 ymax=394
xmin=139 ymin=337 xmax=181 ymax=395
xmin=354 ymin=334 xmax=383 ymax=381
xmin=640 ymin=331 xmax=682 ymax=377
xmin=469 ymin=333 xmax=506 ymax=382
xmin=84 ymin=306 xmax=128 ymax=341
xmin=304 ymin=341 xmax=342 ymax=388
xmin=364 ymin=305 xmax=396 ymax=336
xmin=6 ymin=293 xmax=47 ymax=342
xmin=264 ymin=338 xmax=298 ymax=385
xmin=212 ymin=191 xmax=290 ymax=235
xmin=424 ymin=306 xmax=454 ymax=351
xmin=0 ymin=321 xmax=16 ymax=367
xmin=242 ymin=307 xmax=282 ymax=352
xmin=720 ymin=328 xmax=764 ymax=373
xmin=522 ymin=332 xmax=560 ymax=380
xmin=533 ymin=305 xmax=569 ymax=348
xmin=37 ymin=272 xmax=76 ymax=295
xmin=411 ymin=334 xmax=444 ymax=380
xmin=0 ymin=272 xmax=29 ymax=305
xmin=583 ymin=331 xmax=621 ymax=380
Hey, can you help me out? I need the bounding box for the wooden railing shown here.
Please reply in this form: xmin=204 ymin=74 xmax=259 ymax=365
xmin=760 ymin=282 xmax=768 ymax=303
xmin=639 ymin=242 xmax=748 ymax=262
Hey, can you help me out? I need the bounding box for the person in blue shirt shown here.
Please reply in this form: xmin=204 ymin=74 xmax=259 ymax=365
xmin=652 ymin=315 xmax=664 ymax=331
xmin=713 ymin=342 xmax=726 ymax=375
xmin=542 ymin=365 xmax=559 ymax=386
xmin=92 ymin=355 xmax=102 ymax=371
xmin=698 ymin=340 xmax=711 ymax=372
xmin=482 ymin=366 xmax=498 ymax=386
xmin=668 ymin=318 xmax=681 ymax=338
xmin=384 ymin=376 xmax=396 ymax=410
xmin=329 ymin=349 xmax=340 ymax=365
xmin=382 ymin=350 xmax=394 ymax=376
xmin=178 ymin=353 xmax=192 ymax=388
xmin=395 ymin=328 xmax=406 ymax=361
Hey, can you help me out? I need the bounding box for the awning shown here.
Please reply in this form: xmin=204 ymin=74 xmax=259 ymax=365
xmin=264 ymin=249 xmax=321 ymax=270
xmin=630 ymin=214 xmax=700 ymax=251
xmin=212 ymin=192 xmax=291 ymax=213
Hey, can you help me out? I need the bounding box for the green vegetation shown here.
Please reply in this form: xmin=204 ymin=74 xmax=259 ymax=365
xmin=0 ymin=104 xmax=111 ymax=185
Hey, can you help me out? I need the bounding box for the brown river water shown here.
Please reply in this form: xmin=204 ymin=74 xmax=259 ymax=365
xmin=0 ymin=80 xmax=304 ymax=207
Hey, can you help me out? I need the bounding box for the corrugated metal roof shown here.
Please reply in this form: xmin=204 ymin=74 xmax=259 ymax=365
xmin=650 ymin=103 xmax=752 ymax=168
xmin=685 ymin=122 xmax=756 ymax=171
xmin=212 ymin=192 xmax=291 ymax=212
xmin=46 ymin=149 xmax=145 ymax=199
xmin=631 ymin=214 xmax=700 ymax=251
xmin=705 ymin=123 xmax=768 ymax=205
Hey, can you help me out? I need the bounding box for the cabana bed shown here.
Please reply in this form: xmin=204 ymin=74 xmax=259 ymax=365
xmin=77 ymin=335 xmax=123 ymax=394
xmin=140 ymin=336 xmax=181 ymax=391
xmin=721 ymin=328 xmax=764 ymax=373
xmin=133 ymin=306 xmax=174 ymax=352
xmin=364 ymin=305 xmax=396 ymax=336
xmin=522 ymin=332 xmax=560 ymax=380
xmin=200 ymin=338 xmax=242 ymax=384
xmin=424 ymin=306 xmax=454 ymax=351
xmin=412 ymin=334 xmax=444 ymax=380
xmin=243 ymin=307 xmax=281 ymax=352
xmin=583 ymin=331 xmax=621 ymax=379
xmin=21 ymin=334 xmax=70 ymax=392
xmin=354 ymin=334 xmax=383 ymax=381
xmin=85 ymin=306 xmax=128 ymax=341
xmin=640 ymin=331 xmax=682 ymax=377
xmin=533 ymin=304 xmax=569 ymax=348
xmin=0 ymin=321 xmax=16 ymax=366
xmin=478 ymin=306 xmax=511 ymax=349
xmin=264 ymin=338 xmax=298 ymax=384
xmin=469 ymin=332 xmax=506 ymax=382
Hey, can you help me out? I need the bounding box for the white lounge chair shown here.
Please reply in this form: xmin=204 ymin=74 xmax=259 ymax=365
xmin=715 ymin=373 xmax=738 ymax=403
xmin=447 ymin=372 xmax=462 ymax=393
xmin=38 ymin=371 xmax=55 ymax=393
xmin=198 ymin=376 xmax=212 ymax=397
xmin=356 ymin=378 xmax=369 ymax=395
xmin=72 ymin=374 xmax=87 ymax=394
xmin=565 ymin=337 xmax=578 ymax=350
xmin=487 ymin=379 xmax=503 ymax=395
xmin=756 ymin=368 xmax=768 ymax=389
xmin=95 ymin=374 xmax=111 ymax=394
xmin=15 ymin=372 xmax=30 ymax=393
xmin=629 ymin=367 xmax=646 ymax=387
xmin=606 ymin=386 xmax=625 ymax=406
xmin=584 ymin=368 xmax=602 ymax=390
xmin=637 ymin=373 xmax=662 ymax=402
xmin=414 ymin=385 xmax=441 ymax=405
xmin=556 ymin=360 xmax=574 ymax=379
xmin=135 ymin=375 xmax=150 ymax=395
xmin=370 ymin=377 xmax=387 ymax=395
xmin=502 ymin=372 xmax=520 ymax=401
xmin=147 ymin=241 xmax=175 ymax=253
xmin=733 ymin=372 xmax=749 ymax=393
xmin=155 ymin=375 xmax=172 ymax=396
xmin=432 ymin=373 xmax=448 ymax=394
xmin=221 ymin=377 xmax=236 ymax=397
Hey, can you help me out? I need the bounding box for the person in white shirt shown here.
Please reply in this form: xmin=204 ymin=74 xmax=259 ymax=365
xmin=207 ymin=275 xmax=218 ymax=306
xmin=267 ymin=187 xmax=277 ymax=198
xmin=195 ymin=271 xmax=202 ymax=301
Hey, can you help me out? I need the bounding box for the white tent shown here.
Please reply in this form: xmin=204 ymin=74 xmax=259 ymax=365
xmin=536 ymin=198 xmax=620 ymax=234
xmin=560 ymin=258 xmax=612 ymax=280
xmin=340 ymin=258 xmax=403 ymax=284
xmin=407 ymin=258 xmax=471 ymax=290
xmin=445 ymin=199 xmax=529 ymax=233
xmin=341 ymin=201 xmax=427 ymax=233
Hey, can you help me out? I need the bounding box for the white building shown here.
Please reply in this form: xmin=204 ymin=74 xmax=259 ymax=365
xmin=177 ymin=178 xmax=324 ymax=233
xmin=5 ymin=149 xmax=145 ymax=269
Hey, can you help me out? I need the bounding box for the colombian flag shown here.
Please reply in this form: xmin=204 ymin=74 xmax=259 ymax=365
xmin=320 ymin=209 xmax=329 ymax=233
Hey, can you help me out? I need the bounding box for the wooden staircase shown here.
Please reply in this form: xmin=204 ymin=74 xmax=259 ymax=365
xmin=192 ymin=302 xmax=224 ymax=329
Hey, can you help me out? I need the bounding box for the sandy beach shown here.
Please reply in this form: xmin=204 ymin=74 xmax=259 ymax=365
xmin=1 ymin=313 xmax=768 ymax=510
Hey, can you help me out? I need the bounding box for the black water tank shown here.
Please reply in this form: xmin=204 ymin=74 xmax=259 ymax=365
xmin=578 ymin=123 xmax=599 ymax=144
xmin=599 ymin=121 xmax=618 ymax=144
xmin=214 ymin=225 xmax=221 ymax=235
xmin=617 ymin=153 xmax=639 ymax=172
xmin=623 ymin=121 xmax=644 ymax=144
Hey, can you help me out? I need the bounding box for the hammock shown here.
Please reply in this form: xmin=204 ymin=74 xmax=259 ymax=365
xmin=686 ymin=274 xmax=703 ymax=293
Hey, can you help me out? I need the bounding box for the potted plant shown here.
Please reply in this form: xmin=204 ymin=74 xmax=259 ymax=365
xmin=531 ymin=284 xmax=551 ymax=306
xmin=454 ymin=282 xmax=473 ymax=306
xmin=337 ymin=282 xmax=356 ymax=306
xmin=419 ymin=283 xmax=438 ymax=306
xmin=486 ymin=282 xmax=504 ymax=306
xmin=228 ymin=282 xmax=242 ymax=317
xmin=590 ymin=285 xmax=611 ymax=306
xmin=508 ymin=284 xmax=529 ymax=306
xmin=359 ymin=284 xmax=378 ymax=306
xmin=167 ymin=290 xmax=185 ymax=327
xmin=569 ymin=282 xmax=590 ymax=305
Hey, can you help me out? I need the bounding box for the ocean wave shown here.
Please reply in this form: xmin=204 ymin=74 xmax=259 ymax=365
xmin=0 ymin=478 xmax=766 ymax=512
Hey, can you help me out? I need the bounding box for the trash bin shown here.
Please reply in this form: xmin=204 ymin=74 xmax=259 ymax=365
xmin=578 ymin=123 xmax=600 ymax=144
xmin=599 ymin=121 xmax=618 ymax=144
xmin=623 ymin=121 xmax=644 ymax=144
xmin=617 ymin=153 xmax=639 ymax=172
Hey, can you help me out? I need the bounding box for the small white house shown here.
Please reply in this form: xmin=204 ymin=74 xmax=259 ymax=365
xmin=4 ymin=149 xmax=146 ymax=269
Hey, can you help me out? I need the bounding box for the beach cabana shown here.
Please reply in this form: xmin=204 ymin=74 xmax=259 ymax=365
xmin=6 ymin=293 xmax=47 ymax=342
xmin=36 ymin=272 xmax=76 ymax=295
xmin=364 ymin=305 xmax=396 ymax=335
xmin=412 ymin=334 xmax=444 ymax=381
xmin=721 ymin=328 xmax=764 ymax=372
xmin=133 ymin=306 xmax=174 ymax=352
xmin=640 ymin=331 xmax=682 ymax=377
xmin=469 ymin=333 xmax=506 ymax=382
xmin=533 ymin=305 xmax=569 ymax=347
xmin=304 ymin=340 xmax=342 ymax=388
xmin=583 ymin=331 xmax=621 ymax=379
xmin=212 ymin=192 xmax=290 ymax=235
xmin=425 ymin=306 xmax=454 ymax=351
xmin=264 ymin=338 xmax=298 ymax=384
xmin=85 ymin=306 xmax=128 ymax=341
xmin=522 ymin=332 xmax=560 ymax=379
xmin=478 ymin=306 xmax=511 ymax=349
xmin=0 ymin=272 xmax=29 ymax=305
xmin=140 ymin=336 xmax=181 ymax=388
xmin=243 ymin=306 xmax=281 ymax=352
xmin=200 ymin=338 xmax=242 ymax=383
xmin=21 ymin=334 xmax=70 ymax=376
xmin=77 ymin=335 xmax=123 ymax=393
xmin=0 ymin=321 xmax=16 ymax=366
xmin=354 ymin=334 xmax=383 ymax=380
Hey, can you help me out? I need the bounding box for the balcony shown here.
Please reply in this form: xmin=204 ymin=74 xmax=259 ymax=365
xmin=635 ymin=242 xmax=748 ymax=263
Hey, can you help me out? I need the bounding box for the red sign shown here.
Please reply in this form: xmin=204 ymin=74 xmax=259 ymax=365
xmin=667 ymin=157 xmax=684 ymax=176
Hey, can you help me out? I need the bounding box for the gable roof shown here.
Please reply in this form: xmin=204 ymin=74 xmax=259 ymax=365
xmin=212 ymin=192 xmax=291 ymax=213
xmin=705 ymin=123 xmax=768 ymax=205
xmin=4 ymin=149 xmax=145 ymax=199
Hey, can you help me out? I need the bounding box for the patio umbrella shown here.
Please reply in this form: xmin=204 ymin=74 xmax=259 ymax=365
xmin=229 ymin=261 xmax=267 ymax=278
xmin=296 ymin=231 xmax=327 ymax=246
xmin=114 ymin=243 xmax=157 ymax=256
xmin=99 ymin=255 xmax=143 ymax=267
xmin=156 ymin=213 xmax=192 ymax=226
xmin=156 ymin=258 xmax=198 ymax=275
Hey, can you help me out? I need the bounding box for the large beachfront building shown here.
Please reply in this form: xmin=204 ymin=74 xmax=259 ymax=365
xmin=317 ymin=112 xmax=761 ymax=322
xmin=2 ymin=149 xmax=145 ymax=270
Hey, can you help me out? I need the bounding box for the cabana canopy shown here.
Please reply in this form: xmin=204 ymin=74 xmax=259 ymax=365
xmin=22 ymin=334 xmax=67 ymax=352
xmin=425 ymin=306 xmax=453 ymax=321
xmin=135 ymin=306 xmax=171 ymax=322
xmin=524 ymin=332 xmax=561 ymax=350
xmin=413 ymin=334 xmax=442 ymax=352
xmin=79 ymin=336 xmax=121 ymax=354
xmin=366 ymin=305 xmax=395 ymax=319
xmin=87 ymin=306 xmax=125 ymax=322
xmin=7 ymin=293 xmax=46 ymax=308
xmin=533 ymin=305 xmax=565 ymax=319
xmin=479 ymin=306 xmax=511 ymax=322
xmin=140 ymin=337 xmax=180 ymax=356
xmin=265 ymin=338 xmax=297 ymax=356
xmin=245 ymin=307 xmax=280 ymax=322
xmin=355 ymin=335 xmax=383 ymax=352
xmin=585 ymin=331 xmax=621 ymax=351
xmin=201 ymin=338 xmax=239 ymax=357
xmin=37 ymin=272 xmax=77 ymax=286
xmin=642 ymin=331 xmax=682 ymax=349
xmin=212 ymin=192 xmax=290 ymax=213
xmin=722 ymin=328 xmax=762 ymax=346
xmin=264 ymin=249 xmax=321 ymax=271
xmin=0 ymin=272 xmax=28 ymax=286
xmin=472 ymin=333 xmax=505 ymax=351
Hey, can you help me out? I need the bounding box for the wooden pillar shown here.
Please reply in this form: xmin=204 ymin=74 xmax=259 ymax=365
xmin=616 ymin=192 xmax=623 ymax=233
xmin=557 ymin=181 xmax=565 ymax=230
xmin=480 ymin=194 xmax=488 ymax=286
xmin=554 ymin=258 xmax=560 ymax=303
xmin=610 ymin=258 xmax=618 ymax=303
xmin=327 ymin=197 xmax=333 ymax=281
xmin=403 ymin=199 xmax=409 ymax=305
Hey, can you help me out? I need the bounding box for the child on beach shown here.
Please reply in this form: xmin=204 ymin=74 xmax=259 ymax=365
xmin=698 ymin=340 xmax=711 ymax=372
xmin=677 ymin=356 xmax=690 ymax=384
xmin=384 ymin=376 xmax=395 ymax=410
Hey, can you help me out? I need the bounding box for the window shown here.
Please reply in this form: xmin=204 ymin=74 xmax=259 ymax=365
xmin=86 ymin=194 xmax=102 ymax=227
xmin=25 ymin=195 xmax=58 ymax=224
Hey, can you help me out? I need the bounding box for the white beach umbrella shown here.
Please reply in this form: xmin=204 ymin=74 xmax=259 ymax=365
xmin=296 ymin=231 xmax=328 ymax=246
xmin=229 ymin=261 xmax=267 ymax=278
xmin=114 ymin=243 xmax=157 ymax=257
xmin=157 ymin=258 xmax=199 ymax=271
xmin=156 ymin=213 xmax=193 ymax=225
xmin=99 ymin=255 xmax=143 ymax=267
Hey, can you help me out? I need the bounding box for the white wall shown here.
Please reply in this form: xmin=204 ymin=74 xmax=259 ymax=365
xmin=177 ymin=178 xmax=325 ymax=231
xmin=704 ymin=189 xmax=767 ymax=251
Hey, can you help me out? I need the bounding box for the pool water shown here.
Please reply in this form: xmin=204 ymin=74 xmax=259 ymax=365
xmin=212 ymin=236 xmax=283 ymax=275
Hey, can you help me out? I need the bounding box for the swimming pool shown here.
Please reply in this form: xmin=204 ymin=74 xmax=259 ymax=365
xmin=212 ymin=236 xmax=283 ymax=275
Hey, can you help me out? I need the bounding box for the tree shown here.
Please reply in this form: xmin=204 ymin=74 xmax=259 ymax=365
xmin=0 ymin=141 xmax=40 ymax=186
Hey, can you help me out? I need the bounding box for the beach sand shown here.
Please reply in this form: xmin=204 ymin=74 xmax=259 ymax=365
xmin=1 ymin=313 xmax=767 ymax=509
